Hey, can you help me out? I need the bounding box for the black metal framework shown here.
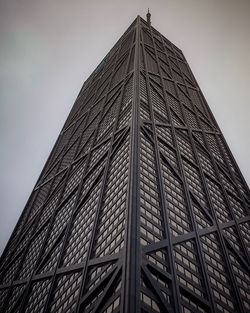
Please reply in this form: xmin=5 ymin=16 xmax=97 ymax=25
xmin=1 ymin=15 xmax=250 ymax=313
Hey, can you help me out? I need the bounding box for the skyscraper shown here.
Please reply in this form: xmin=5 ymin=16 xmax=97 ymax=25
xmin=0 ymin=13 xmax=250 ymax=313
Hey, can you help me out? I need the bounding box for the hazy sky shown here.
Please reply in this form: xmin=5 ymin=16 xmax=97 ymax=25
xmin=0 ymin=0 xmax=250 ymax=255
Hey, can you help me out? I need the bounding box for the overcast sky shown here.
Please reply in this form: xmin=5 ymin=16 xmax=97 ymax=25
xmin=0 ymin=0 xmax=249 ymax=255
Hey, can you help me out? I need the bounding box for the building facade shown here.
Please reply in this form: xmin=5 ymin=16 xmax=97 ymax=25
xmin=1 ymin=15 xmax=250 ymax=313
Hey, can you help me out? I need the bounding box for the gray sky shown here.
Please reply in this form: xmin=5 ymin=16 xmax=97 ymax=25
xmin=0 ymin=0 xmax=250 ymax=255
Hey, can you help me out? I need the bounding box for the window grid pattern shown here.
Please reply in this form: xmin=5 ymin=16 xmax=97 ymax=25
xmin=140 ymin=74 xmax=148 ymax=103
xmin=198 ymin=151 xmax=216 ymax=180
xmin=178 ymin=61 xmax=195 ymax=85
xmin=146 ymin=249 xmax=168 ymax=272
xmin=82 ymin=289 xmax=104 ymax=313
xmin=39 ymin=240 xmax=64 ymax=274
xmin=140 ymin=135 xmax=164 ymax=245
xmin=201 ymin=234 xmax=235 ymax=312
xmin=150 ymin=270 xmax=171 ymax=303
xmin=206 ymin=178 xmax=231 ymax=224
xmin=156 ymin=126 xmax=173 ymax=148
xmin=97 ymin=96 xmax=120 ymax=141
xmin=0 ymin=224 xmax=34 ymax=277
xmin=37 ymin=192 xmax=60 ymax=229
xmin=46 ymin=163 xmax=65 ymax=187
xmin=159 ymin=57 xmax=172 ymax=79
xmin=95 ymin=79 xmax=110 ymax=103
xmin=235 ymin=171 xmax=249 ymax=199
xmin=27 ymin=181 xmax=53 ymax=223
xmin=188 ymin=88 xmax=210 ymax=122
xmin=58 ymin=140 xmax=79 ymax=172
xmin=217 ymin=136 xmax=236 ymax=173
xmin=119 ymin=28 xmax=135 ymax=58
xmin=0 ymin=288 xmax=9 ymax=311
xmin=162 ymin=37 xmax=175 ymax=57
xmin=149 ymin=84 xmax=169 ymax=121
xmin=205 ymin=134 xmax=224 ymax=164
xmin=118 ymin=100 xmax=132 ymax=129
xmin=48 ymin=170 xmax=67 ymax=195
xmin=239 ymin=222 xmax=250 ymax=255
xmin=45 ymin=124 xmax=75 ymax=172
xmin=180 ymin=293 xmax=207 ymax=313
xmin=24 ymin=279 xmax=52 ymax=313
xmin=193 ymin=204 xmax=212 ymax=229
xmin=223 ymin=226 xmax=242 ymax=253
xmin=149 ymin=71 xmax=163 ymax=90
xmin=182 ymin=159 xmax=208 ymax=208
xmin=101 ymin=296 xmax=120 ymax=313
xmin=161 ymin=161 xmax=192 ymax=237
xmin=145 ymin=48 xmax=159 ymax=75
xmin=77 ymin=116 xmax=99 ymax=158
xmin=93 ymin=136 xmax=129 ymax=258
xmin=196 ymin=111 xmax=212 ymax=130
xmin=86 ymin=263 xmax=114 ymax=293
xmin=88 ymin=98 xmax=103 ymax=123
xmin=178 ymin=85 xmax=193 ymax=108
xmin=89 ymin=142 xmax=110 ymax=169
xmin=118 ymin=76 xmax=133 ymax=128
xmin=228 ymin=194 xmax=246 ymax=219
xmin=171 ymin=110 xmax=184 ymax=127
xmin=183 ymin=107 xmax=199 ymax=129
xmin=218 ymin=134 xmax=249 ymax=200
xmin=62 ymin=180 xmax=102 ymax=267
xmin=80 ymin=157 xmax=106 ymax=202
xmin=140 ymin=100 xmax=151 ymax=121
xmin=38 ymin=165 xmax=58 ymax=192
xmin=128 ymin=45 xmax=135 ymax=73
xmin=0 ymin=213 xmax=28 ymax=266
xmin=62 ymin=159 xmax=86 ymax=201
xmin=219 ymin=171 xmax=237 ymax=197
xmin=228 ymin=253 xmax=250 ymax=311
xmin=111 ymin=55 xmax=129 ymax=87
xmin=199 ymin=120 xmax=214 ymax=132
xmin=4 ymin=284 xmax=25 ymax=313
xmin=193 ymin=131 xmax=205 ymax=147
xmin=166 ymin=93 xmax=184 ymax=125
xmin=103 ymin=281 xmax=122 ymax=313
xmin=84 ymin=275 xmax=121 ymax=313
xmin=67 ymin=115 xmax=88 ymax=150
xmin=140 ymin=289 xmax=161 ymax=313
xmin=169 ymin=57 xmax=181 ymax=76
xmin=17 ymin=224 xmax=48 ymax=280
xmin=154 ymin=35 xmax=164 ymax=52
xmin=48 ymin=272 xmax=82 ymax=313
xmin=176 ymin=131 xmax=195 ymax=163
xmin=174 ymin=240 xmax=205 ymax=297
xmin=1 ymin=252 xmax=23 ymax=284
xmin=44 ymin=193 xmax=77 ymax=255
xmin=158 ymin=140 xmax=177 ymax=168
xmin=163 ymin=78 xmax=176 ymax=96
xmin=172 ymin=68 xmax=185 ymax=85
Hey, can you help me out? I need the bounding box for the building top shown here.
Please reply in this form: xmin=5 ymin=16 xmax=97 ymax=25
xmin=146 ymin=9 xmax=151 ymax=25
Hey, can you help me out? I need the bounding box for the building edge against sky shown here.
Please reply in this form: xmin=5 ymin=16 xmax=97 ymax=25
xmin=0 ymin=14 xmax=250 ymax=313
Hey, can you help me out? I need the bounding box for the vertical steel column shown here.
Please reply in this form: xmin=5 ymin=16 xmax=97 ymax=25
xmin=122 ymin=15 xmax=141 ymax=313
xmin=140 ymin=20 xmax=182 ymax=312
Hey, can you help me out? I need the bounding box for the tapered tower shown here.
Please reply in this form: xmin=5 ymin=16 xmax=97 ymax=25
xmin=1 ymin=15 xmax=250 ymax=313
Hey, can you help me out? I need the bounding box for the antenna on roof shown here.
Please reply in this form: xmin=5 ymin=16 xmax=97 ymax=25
xmin=146 ymin=9 xmax=151 ymax=25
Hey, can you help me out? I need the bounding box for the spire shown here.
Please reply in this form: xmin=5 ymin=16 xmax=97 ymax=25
xmin=146 ymin=8 xmax=151 ymax=25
